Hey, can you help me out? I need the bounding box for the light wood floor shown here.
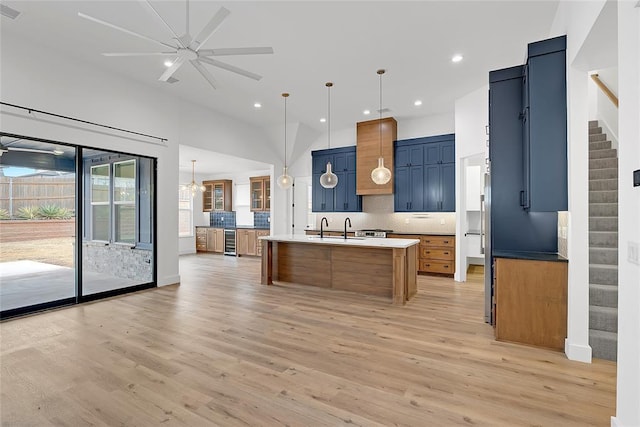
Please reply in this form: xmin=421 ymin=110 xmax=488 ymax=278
xmin=1 ymin=254 xmax=616 ymax=426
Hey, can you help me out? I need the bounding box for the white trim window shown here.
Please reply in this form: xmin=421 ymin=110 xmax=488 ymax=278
xmin=178 ymin=186 xmax=193 ymax=237
xmin=113 ymin=159 xmax=136 ymax=244
xmin=90 ymin=164 xmax=110 ymax=241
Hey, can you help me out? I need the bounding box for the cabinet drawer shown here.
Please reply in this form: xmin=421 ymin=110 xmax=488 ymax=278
xmin=420 ymin=260 xmax=453 ymax=274
xmin=421 ymin=247 xmax=454 ymax=260
xmin=421 ymin=236 xmax=455 ymax=247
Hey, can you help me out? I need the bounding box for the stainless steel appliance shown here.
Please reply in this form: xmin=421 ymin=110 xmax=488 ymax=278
xmin=483 ymin=172 xmax=492 ymax=324
xmin=224 ymin=229 xmax=236 ymax=256
xmin=354 ymin=229 xmax=391 ymax=238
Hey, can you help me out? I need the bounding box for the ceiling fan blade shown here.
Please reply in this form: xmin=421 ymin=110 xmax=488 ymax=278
xmin=102 ymin=52 xmax=176 ymax=57
xmin=159 ymin=57 xmax=185 ymax=82
xmin=198 ymin=47 xmax=274 ymax=56
xmin=138 ymin=0 xmax=186 ymax=48
xmin=190 ymin=6 xmax=230 ymax=51
xmin=191 ymin=60 xmax=217 ymax=90
xmin=199 ymin=57 xmax=262 ymax=81
xmin=78 ymin=12 xmax=177 ymax=50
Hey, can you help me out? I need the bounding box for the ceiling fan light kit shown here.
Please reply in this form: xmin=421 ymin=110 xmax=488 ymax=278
xmin=79 ymin=1 xmax=274 ymax=91
xmin=371 ymin=69 xmax=392 ymax=186
xmin=320 ymin=82 xmax=338 ymax=189
xmin=277 ymin=93 xmax=293 ymax=190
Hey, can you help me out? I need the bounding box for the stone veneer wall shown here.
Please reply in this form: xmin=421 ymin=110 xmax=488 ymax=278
xmin=557 ymin=211 xmax=568 ymax=259
xmin=82 ymin=242 xmax=153 ymax=282
xmin=313 ymin=195 xmax=456 ymax=233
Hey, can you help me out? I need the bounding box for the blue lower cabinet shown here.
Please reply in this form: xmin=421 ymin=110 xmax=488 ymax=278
xmin=311 ymin=146 xmax=362 ymax=213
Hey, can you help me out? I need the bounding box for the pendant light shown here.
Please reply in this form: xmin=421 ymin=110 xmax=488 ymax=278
xmin=371 ymin=69 xmax=392 ymax=185
xmin=277 ymin=92 xmax=293 ymax=189
xmin=320 ymin=82 xmax=338 ymax=189
xmin=182 ymin=160 xmax=206 ymax=197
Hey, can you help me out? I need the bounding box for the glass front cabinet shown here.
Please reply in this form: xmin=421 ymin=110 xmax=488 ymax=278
xmin=250 ymin=176 xmax=270 ymax=212
xmin=202 ymin=179 xmax=232 ymax=212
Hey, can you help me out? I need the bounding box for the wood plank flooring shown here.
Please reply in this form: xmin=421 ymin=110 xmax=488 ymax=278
xmin=1 ymin=253 xmax=616 ymax=426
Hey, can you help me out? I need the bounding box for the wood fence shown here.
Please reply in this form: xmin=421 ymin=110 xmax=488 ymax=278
xmin=0 ymin=176 xmax=75 ymax=215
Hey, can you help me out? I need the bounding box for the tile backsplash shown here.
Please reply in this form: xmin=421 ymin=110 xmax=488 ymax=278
xmin=210 ymin=211 xmax=236 ymax=228
xmin=557 ymin=211 xmax=568 ymax=259
xmin=312 ymin=195 xmax=456 ymax=233
xmin=253 ymin=212 xmax=271 ymax=229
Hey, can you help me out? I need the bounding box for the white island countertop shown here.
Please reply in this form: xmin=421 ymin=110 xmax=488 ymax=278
xmin=260 ymin=234 xmax=419 ymax=249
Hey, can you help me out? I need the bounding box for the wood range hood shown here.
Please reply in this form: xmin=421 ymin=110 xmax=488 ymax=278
xmin=356 ymin=117 xmax=398 ymax=195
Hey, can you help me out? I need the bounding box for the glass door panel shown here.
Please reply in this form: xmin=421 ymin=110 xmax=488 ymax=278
xmin=0 ymin=137 xmax=76 ymax=315
xmin=213 ymin=183 xmax=224 ymax=210
xmin=251 ymin=180 xmax=263 ymax=210
xmin=265 ymin=178 xmax=271 ymax=210
xmin=82 ymin=150 xmax=154 ymax=296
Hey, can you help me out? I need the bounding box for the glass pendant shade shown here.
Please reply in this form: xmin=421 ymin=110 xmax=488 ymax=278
xmin=184 ymin=160 xmax=206 ymax=197
xmin=320 ymin=162 xmax=338 ymax=189
xmin=371 ymin=156 xmax=391 ymax=185
xmin=277 ymin=166 xmax=293 ymax=189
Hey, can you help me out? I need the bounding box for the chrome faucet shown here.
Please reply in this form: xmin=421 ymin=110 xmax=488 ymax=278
xmin=344 ymin=217 xmax=351 ymax=239
xmin=320 ymin=217 xmax=329 ymax=238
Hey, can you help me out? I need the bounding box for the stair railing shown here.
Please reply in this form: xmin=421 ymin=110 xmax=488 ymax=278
xmin=590 ymin=74 xmax=619 ymax=108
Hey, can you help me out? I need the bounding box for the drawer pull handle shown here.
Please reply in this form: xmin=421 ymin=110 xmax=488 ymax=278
xmin=444 ymin=252 xmax=449 ymax=255
xmin=444 ymin=240 xmax=449 ymax=244
xmin=444 ymin=265 xmax=449 ymax=268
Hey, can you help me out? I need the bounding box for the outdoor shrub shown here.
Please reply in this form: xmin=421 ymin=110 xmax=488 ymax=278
xmin=0 ymin=208 xmax=9 ymax=220
xmin=16 ymin=206 xmax=40 ymax=219
xmin=38 ymin=204 xmax=72 ymax=219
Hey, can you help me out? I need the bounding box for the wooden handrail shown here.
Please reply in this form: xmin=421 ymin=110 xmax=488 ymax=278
xmin=590 ymin=74 xmax=619 ymax=108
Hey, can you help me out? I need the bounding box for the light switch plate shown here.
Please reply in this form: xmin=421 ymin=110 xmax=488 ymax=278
xmin=633 ymin=169 xmax=640 ymax=187
xmin=629 ymin=241 xmax=639 ymax=265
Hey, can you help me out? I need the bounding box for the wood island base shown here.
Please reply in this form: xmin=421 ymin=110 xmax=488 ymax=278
xmin=261 ymin=239 xmax=418 ymax=305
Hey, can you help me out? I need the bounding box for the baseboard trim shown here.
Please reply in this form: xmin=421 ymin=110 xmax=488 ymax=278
xmin=158 ymin=274 xmax=180 ymax=287
xmin=565 ymin=339 xmax=592 ymax=363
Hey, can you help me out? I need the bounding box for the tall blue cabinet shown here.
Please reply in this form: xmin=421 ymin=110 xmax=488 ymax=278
xmin=312 ymin=146 xmax=362 ymax=213
xmin=394 ymin=134 xmax=455 ymax=212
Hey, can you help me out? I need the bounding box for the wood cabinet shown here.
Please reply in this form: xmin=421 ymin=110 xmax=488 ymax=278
xmin=394 ymin=134 xmax=455 ymax=212
xmin=250 ymin=176 xmax=270 ymax=212
xmin=420 ymin=236 xmax=455 ymax=275
xmin=202 ymin=180 xmax=232 ymax=212
xmin=356 ymin=117 xmax=397 ymax=195
xmin=311 ymin=146 xmax=362 ymax=213
xmin=196 ymin=227 xmax=207 ymax=252
xmin=387 ymin=234 xmax=455 ymax=276
xmin=237 ymin=228 xmax=270 ymax=256
xmin=196 ymin=227 xmax=224 ymax=252
xmin=494 ymin=257 xmax=567 ymax=350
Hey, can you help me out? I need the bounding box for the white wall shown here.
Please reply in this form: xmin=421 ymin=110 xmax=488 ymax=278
xmin=613 ymin=3 xmax=640 ymax=426
xmin=0 ymin=32 xmax=279 ymax=286
xmin=454 ymin=85 xmax=489 ymax=282
xmin=594 ymin=67 xmax=619 ymax=149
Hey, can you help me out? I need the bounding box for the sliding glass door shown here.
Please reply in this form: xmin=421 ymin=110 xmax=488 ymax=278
xmin=81 ymin=149 xmax=154 ymax=297
xmin=0 ymin=135 xmax=156 ymax=318
xmin=0 ymin=137 xmax=77 ymax=315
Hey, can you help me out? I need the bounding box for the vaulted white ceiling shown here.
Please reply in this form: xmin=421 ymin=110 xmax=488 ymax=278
xmin=1 ymin=0 xmax=560 ymax=139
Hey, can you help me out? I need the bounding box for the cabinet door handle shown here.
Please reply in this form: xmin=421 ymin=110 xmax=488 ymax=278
xmin=444 ymin=240 xmax=449 ymax=244
xmin=409 ymin=202 xmax=412 ymax=210
xmin=444 ymin=251 xmax=450 ymax=255
xmin=406 ymin=202 xmax=409 ymax=210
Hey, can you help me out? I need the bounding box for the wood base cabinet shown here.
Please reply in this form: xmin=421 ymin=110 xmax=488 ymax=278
xmin=494 ymin=257 xmax=567 ymax=350
xmin=237 ymin=229 xmax=270 ymax=256
xmin=420 ymin=236 xmax=455 ymax=275
xmin=196 ymin=227 xmax=224 ymax=253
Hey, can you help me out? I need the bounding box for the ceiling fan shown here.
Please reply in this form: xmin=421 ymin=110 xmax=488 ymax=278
xmin=78 ymin=1 xmax=274 ymax=90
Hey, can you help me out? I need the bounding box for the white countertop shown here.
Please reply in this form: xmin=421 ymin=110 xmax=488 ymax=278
xmin=260 ymin=234 xmax=420 ymax=249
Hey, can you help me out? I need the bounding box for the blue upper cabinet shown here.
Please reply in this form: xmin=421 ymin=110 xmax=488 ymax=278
xmin=311 ymin=146 xmax=362 ymax=213
xmin=394 ymin=134 xmax=455 ymax=212
xmin=525 ymin=35 xmax=567 ymax=212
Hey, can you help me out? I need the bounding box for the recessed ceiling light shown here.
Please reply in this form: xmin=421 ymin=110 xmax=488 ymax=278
xmin=254 ymin=102 xmax=262 ymax=108
xmin=451 ymin=54 xmax=463 ymax=63
xmin=363 ymin=110 xmax=371 ymax=115
xmin=320 ymin=118 xmax=326 ymax=123
xmin=164 ymin=60 xmax=174 ymax=67
xmin=414 ymin=100 xmax=423 ymax=106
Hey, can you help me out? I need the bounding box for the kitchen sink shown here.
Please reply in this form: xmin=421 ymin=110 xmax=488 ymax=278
xmin=307 ymin=236 xmax=366 ymax=240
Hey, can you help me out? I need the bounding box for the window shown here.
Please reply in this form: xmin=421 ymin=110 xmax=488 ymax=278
xmin=90 ymin=164 xmax=110 ymax=241
xmin=113 ymin=160 xmax=136 ymax=244
xmin=178 ymin=186 xmax=193 ymax=237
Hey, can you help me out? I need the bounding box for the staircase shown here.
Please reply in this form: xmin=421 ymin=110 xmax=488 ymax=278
xmin=588 ymin=120 xmax=618 ymax=361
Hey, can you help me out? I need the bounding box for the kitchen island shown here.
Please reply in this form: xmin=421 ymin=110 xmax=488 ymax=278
xmin=260 ymin=235 xmax=419 ymax=305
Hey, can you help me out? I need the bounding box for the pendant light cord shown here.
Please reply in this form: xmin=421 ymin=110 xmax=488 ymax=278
xmin=327 ymin=82 xmax=332 ymax=149
xmin=378 ymin=69 xmax=384 ymax=157
xmin=283 ymin=93 xmax=288 ymax=168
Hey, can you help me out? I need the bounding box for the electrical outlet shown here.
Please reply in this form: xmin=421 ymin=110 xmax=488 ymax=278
xmin=629 ymin=241 xmax=639 ymax=265
xmin=440 ymin=219 xmax=446 ymax=225
xmin=405 ymin=218 xmax=410 ymax=224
